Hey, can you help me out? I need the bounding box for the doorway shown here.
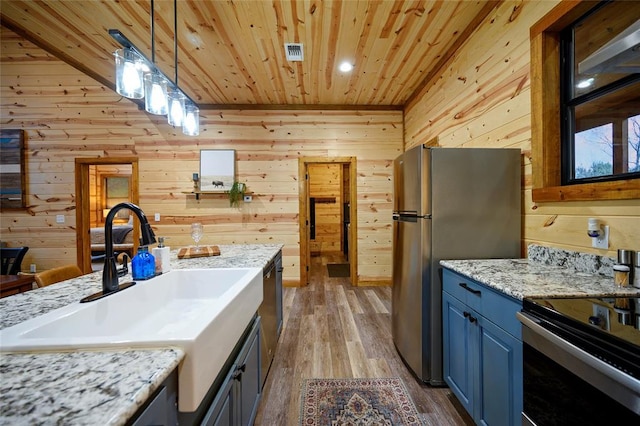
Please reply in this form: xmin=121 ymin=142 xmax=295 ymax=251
xmin=75 ymin=157 xmax=139 ymax=273
xmin=298 ymin=157 xmax=357 ymax=286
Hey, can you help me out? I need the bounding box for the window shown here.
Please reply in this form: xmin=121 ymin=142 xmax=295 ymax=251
xmin=560 ymin=2 xmax=640 ymax=185
xmin=0 ymin=129 xmax=26 ymax=209
xmin=530 ymin=1 xmax=640 ymax=202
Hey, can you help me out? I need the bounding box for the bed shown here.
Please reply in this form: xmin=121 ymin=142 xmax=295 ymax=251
xmin=90 ymin=225 xmax=134 ymax=260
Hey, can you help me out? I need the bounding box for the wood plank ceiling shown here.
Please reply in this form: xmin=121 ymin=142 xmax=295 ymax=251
xmin=0 ymin=0 xmax=496 ymax=109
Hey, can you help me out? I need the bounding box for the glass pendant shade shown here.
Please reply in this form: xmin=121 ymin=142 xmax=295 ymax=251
xmin=114 ymin=48 xmax=144 ymax=99
xmin=144 ymin=73 xmax=168 ymax=115
xmin=183 ymin=103 xmax=200 ymax=136
xmin=167 ymin=90 xmax=185 ymax=127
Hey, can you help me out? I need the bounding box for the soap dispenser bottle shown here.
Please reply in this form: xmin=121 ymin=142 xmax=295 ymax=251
xmin=152 ymin=237 xmax=170 ymax=274
xmin=132 ymin=245 xmax=155 ymax=280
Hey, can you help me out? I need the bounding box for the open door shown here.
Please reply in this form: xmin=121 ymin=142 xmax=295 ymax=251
xmin=75 ymin=157 xmax=139 ymax=274
xmin=298 ymin=157 xmax=358 ymax=286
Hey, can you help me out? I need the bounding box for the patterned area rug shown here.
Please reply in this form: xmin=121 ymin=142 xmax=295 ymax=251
xmin=300 ymin=377 xmax=423 ymax=425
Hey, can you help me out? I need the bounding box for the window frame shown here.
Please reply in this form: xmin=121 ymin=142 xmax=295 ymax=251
xmin=530 ymin=0 xmax=640 ymax=202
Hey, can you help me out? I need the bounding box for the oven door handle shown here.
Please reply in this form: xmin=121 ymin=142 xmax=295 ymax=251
xmin=517 ymin=311 xmax=640 ymax=412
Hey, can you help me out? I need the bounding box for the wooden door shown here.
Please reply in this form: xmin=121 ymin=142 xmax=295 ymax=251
xmin=75 ymin=157 xmax=139 ymax=273
xmin=298 ymin=157 xmax=358 ymax=286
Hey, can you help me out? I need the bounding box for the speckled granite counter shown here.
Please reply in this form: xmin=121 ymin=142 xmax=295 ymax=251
xmin=440 ymin=258 xmax=640 ymax=301
xmin=0 ymin=244 xmax=282 ymax=426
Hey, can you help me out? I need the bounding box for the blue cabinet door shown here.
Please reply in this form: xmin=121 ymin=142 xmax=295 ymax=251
xmin=442 ymin=268 xmax=523 ymax=426
xmin=442 ymin=291 xmax=474 ymax=415
xmin=477 ymin=316 xmax=523 ymax=426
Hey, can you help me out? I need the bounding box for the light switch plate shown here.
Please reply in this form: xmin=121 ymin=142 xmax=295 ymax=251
xmin=56 ymin=215 xmax=65 ymax=224
xmin=155 ymin=213 xmax=160 ymax=222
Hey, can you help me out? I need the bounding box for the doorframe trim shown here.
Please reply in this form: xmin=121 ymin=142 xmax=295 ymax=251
xmin=75 ymin=157 xmax=139 ymax=273
xmin=298 ymin=156 xmax=358 ymax=286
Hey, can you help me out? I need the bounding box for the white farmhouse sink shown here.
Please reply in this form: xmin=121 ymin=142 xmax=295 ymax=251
xmin=0 ymin=268 xmax=263 ymax=412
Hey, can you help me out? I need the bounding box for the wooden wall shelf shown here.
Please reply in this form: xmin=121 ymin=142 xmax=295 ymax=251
xmin=182 ymin=191 xmax=253 ymax=201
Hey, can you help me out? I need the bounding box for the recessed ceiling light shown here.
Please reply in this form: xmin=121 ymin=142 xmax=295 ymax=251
xmin=339 ymin=62 xmax=353 ymax=73
xmin=576 ymin=77 xmax=595 ymax=89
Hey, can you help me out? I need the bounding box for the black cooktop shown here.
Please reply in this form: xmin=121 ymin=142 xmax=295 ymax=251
xmin=523 ymin=296 xmax=640 ymax=379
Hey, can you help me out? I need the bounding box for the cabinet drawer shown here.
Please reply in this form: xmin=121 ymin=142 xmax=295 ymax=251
xmin=476 ymin=287 xmax=521 ymax=338
xmin=442 ymin=269 xmax=522 ymax=339
xmin=442 ymin=269 xmax=477 ymax=304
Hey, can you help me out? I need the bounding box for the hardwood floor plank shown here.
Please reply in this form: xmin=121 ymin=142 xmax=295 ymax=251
xmin=345 ymin=340 xmax=372 ymax=378
xmin=312 ymin=341 xmax=333 ymax=377
xmin=352 ymin=313 xmax=389 ymax=359
xmin=368 ymin=358 xmax=393 ymax=377
xmin=364 ymin=288 xmax=389 ymax=313
xmin=337 ymin=302 xmax=360 ymax=342
xmin=254 ymin=254 xmax=474 ymax=425
xmin=345 ymin=288 xmax=365 ymax=313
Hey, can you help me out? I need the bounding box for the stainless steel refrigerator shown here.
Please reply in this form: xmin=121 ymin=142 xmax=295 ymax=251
xmin=392 ymin=146 xmax=521 ymax=385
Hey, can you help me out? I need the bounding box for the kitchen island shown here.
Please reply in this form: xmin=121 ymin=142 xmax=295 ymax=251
xmin=0 ymin=244 xmax=282 ymax=426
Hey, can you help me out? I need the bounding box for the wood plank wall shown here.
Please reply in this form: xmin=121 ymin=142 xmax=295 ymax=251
xmin=404 ymin=0 xmax=640 ymax=258
xmin=0 ymin=27 xmax=401 ymax=282
xmin=308 ymin=163 xmax=342 ymax=254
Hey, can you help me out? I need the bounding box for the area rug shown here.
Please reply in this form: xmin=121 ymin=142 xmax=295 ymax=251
xmin=327 ymin=263 xmax=350 ymax=278
xmin=299 ymin=377 xmax=423 ymax=425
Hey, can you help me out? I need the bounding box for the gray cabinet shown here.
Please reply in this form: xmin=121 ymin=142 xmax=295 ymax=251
xmin=275 ymin=251 xmax=283 ymax=336
xmin=177 ymin=316 xmax=261 ymax=426
xmin=130 ymin=369 xmax=178 ymax=426
xmin=442 ymin=268 xmax=523 ymax=426
xmin=201 ymin=316 xmax=261 ymax=426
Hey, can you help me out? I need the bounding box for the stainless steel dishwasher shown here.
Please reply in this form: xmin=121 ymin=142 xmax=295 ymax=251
xmin=258 ymin=251 xmax=282 ymax=388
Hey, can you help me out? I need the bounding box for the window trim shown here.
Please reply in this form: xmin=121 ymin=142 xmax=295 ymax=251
xmin=530 ymin=0 xmax=640 ymax=202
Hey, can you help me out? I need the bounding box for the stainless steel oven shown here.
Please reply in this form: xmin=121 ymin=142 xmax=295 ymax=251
xmin=517 ymin=296 xmax=640 ymax=425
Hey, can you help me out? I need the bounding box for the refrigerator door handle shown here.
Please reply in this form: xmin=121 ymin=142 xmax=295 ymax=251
xmin=393 ymin=212 xmax=431 ymax=220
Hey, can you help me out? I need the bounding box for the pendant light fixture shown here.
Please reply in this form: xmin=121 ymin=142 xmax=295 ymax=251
xmin=183 ymin=103 xmax=200 ymax=136
xmin=108 ymin=0 xmax=199 ymax=134
xmin=143 ymin=0 xmax=168 ymax=116
xmin=167 ymin=90 xmax=185 ymax=127
xmin=167 ymin=0 xmax=185 ymax=128
xmin=114 ymin=48 xmax=145 ymax=99
xmin=144 ymin=72 xmax=168 ymax=115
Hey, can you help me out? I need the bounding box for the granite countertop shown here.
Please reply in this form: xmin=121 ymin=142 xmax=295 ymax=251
xmin=440 ymin=258 xmax=640 ymax=301
xmin=0 ymin=244 xmax=282 ymax=426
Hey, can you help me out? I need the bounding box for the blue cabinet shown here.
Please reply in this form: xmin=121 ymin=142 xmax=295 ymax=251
xmin=442 ymin=268 xmax=522 ymax=426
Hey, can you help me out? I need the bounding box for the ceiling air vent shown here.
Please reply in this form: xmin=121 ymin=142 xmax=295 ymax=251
xmin=285 ymin=43 xmax=304 ymax=61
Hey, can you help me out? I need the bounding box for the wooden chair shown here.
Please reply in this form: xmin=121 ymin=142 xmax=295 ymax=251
xmin=34 ymin=265 xmax=83 ymax=288
xmin=1 ymin=247 xmax=29 ymax=275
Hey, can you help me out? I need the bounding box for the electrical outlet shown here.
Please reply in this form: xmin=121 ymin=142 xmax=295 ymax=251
xmin=592 ymin=304 xmax=610 ymax=331
xmin=592 ymin=225 xmax=609 ymax=249
xmin=155 ymin=213 xmax=161 ymax=222
xmin=243 ymin=195 xmax=252 ymax=202
xmin=30 ymin=264 xmax=36 ymax=273
xmin=56 ymin=214 xmax=65 ymax=224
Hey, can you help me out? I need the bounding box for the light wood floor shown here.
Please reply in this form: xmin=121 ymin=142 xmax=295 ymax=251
xmin=254 ymin=253 xmax=474 ymax=425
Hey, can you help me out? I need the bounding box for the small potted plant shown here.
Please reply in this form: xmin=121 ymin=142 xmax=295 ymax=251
xmin=228 ymin=181 xmax=246 ymax=207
